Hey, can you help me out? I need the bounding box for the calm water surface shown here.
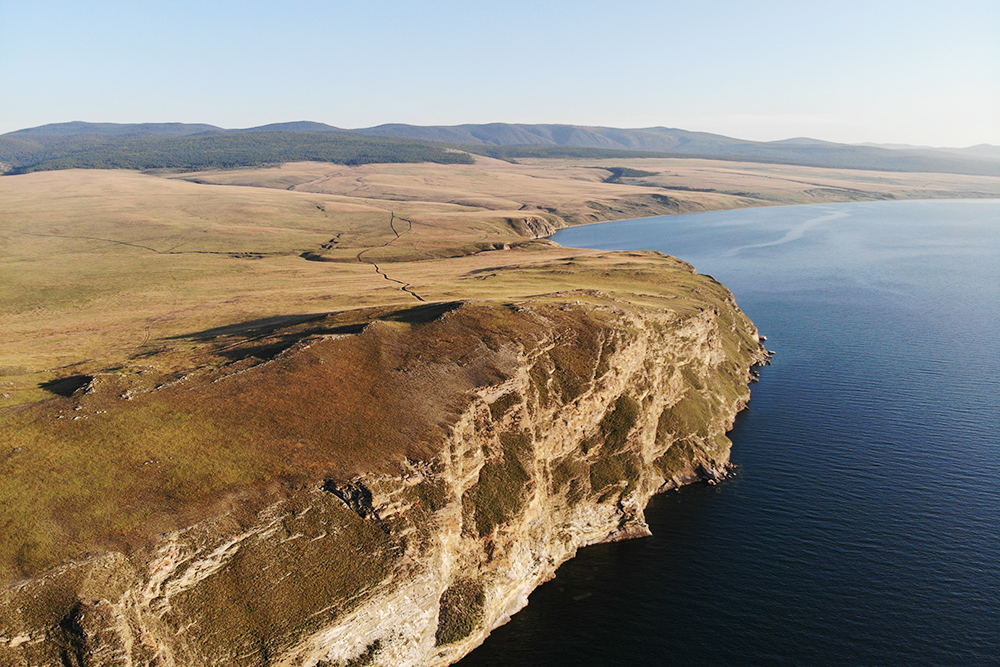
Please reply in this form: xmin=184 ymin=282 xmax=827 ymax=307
xmin=459 ymin=200 xmax=1000 ymax=666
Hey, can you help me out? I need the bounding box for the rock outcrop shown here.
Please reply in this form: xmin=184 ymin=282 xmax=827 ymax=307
xmin=505 ymin=215 xmax=564 ymax=239
xmin=0 ymin=287 xmax=767 ymax=667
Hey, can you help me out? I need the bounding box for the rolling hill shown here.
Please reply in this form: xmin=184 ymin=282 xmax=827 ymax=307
xmin=2 ymin=121 xmax=998 ymax=176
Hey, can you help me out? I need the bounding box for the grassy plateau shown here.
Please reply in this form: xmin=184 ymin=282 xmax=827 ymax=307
xmin=1 ymin=154 xmax=999 ymax=583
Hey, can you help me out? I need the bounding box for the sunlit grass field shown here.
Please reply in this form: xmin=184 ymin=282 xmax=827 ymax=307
xmin=1 ymin=156 xmax=998 ymax=582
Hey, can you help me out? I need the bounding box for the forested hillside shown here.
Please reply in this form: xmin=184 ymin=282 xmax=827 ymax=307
xmin=0 ymin=128 xmax=472 ymax=173
xmin=3 ymin=121 xmax=998 ymax=176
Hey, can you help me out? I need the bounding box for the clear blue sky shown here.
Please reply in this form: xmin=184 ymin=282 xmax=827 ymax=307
xmin=2 ymin=0 xmax=997 ymax=146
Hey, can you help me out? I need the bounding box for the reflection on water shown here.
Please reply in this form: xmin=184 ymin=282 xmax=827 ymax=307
xmin=459 ymin=200 xmax=1000 ymax=667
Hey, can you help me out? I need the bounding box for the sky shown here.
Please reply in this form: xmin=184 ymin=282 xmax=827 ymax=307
xmin=1 ymin=0 xmax=998 ymax=146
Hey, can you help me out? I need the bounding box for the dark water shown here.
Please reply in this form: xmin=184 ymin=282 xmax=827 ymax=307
xmin=459 ymin=200 xmax=1000 ymax=666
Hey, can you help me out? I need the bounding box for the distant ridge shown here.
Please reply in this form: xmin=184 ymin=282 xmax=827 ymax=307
xmin=353 ymin=123 xmax=746 ymax=152
xmin=5 ymin=121 xmax=224 ymax=137
xmin=860 ymin=141 xmax=1000 ymax=163
xmin=352 ymin=123 xmax=1000 ymax=175
xmin=2 ymin=121 xmax=998 ymax=176
xmin=230 ymin=121 xmax=344 ymax=134
xmin=0 ymin=125 xmax=474 ymax=174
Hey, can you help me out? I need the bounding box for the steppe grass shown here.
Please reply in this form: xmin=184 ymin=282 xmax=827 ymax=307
xmin=6 ymin=156 xmax=992 ymax=403
xmin=0 ymin=250 xmax=737 ymax=582
xmin=3 ymin=157 xmax=993 ymax=583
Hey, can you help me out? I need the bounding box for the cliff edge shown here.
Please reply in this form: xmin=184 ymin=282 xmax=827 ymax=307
xmin=0 ymin=273 xmax=767 ymax=666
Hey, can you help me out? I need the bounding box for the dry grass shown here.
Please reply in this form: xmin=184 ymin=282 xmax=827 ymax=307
xmin=1 ymin=156 xmax=998 ymax=583
xmin=172 ymin=155 xmax=1000 ymax=220
xmin=0 ymin=283 xmax=713 ymax=583
xmin=523 ymin=157 xmax=1000 ymax=205
xmin=4 ymin=155 xmax=997 ymax=400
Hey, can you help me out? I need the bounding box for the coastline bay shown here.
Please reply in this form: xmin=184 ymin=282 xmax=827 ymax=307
xmin=460 ymin=200 xmax=1000 ymax=666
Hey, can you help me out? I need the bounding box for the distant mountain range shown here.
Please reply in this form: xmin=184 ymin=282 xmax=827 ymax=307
xmin=859 ymin=141 xmax=1000 ymax=162
xmin=2 ymin=121 xmax=998 ymax=176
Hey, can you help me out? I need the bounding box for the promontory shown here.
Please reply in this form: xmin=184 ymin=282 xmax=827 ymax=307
xmin=2 ymin=141 xmax=998 ymax=666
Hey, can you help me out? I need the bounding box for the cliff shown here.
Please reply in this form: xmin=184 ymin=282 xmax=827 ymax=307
xmin=0 ymin=283 xmax=766 ymax=666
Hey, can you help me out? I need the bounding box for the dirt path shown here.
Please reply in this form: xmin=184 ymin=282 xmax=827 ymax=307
xmin=355 ymin=213 xmax=424 ymax=302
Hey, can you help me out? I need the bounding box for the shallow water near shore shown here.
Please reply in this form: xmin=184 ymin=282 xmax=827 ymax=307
xmin=458 ymin=200 xmax=1000 ymax=666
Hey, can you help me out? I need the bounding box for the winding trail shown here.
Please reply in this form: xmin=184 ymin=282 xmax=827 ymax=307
xmin=22 ymin=213 xmax=426 ymax=303
xmin=355 ymin=212 xmax=425 ymax=302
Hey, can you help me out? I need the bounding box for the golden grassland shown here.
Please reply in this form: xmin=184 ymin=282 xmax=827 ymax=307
xmin=171 ymin=154 xmax=1000 ymax=219
xmin=1 ymin=156 xmax=998 ymax=582
xmin=0 ymin=252 xmax=719 ymax=583
xmin=5 ymin=156 xmax=998 ymax=404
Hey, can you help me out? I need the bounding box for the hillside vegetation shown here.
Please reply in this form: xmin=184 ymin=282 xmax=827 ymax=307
xmin=358 ymin=123 xmax=1000 ymax=175
xmin=3 ymin=121 xmax=999 ymax=176
xmin=0 ymin=130 xmax=472 ymax=174
xmin=3 ymin=156 xmax=999 ymax=402
xmin=2 ymin=156 xmax=999 ymax=585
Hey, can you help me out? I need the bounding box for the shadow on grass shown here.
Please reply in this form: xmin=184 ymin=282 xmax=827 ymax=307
xmin=167 ymin=314 xmax=331 ymax=341
xmin=39 ymin=375 xmax=93 ymax=397
xmin=217 ymin=339 xmax=300 ymax=362
xmin=380 ymin=301 xmax=462 ymax=324
xmin=167 ymin=302 xmax=464 ymax=362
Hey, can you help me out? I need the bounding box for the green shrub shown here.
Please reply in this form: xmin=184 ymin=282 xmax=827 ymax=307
xmin=599 ymin=394 xmax=641 ymax=453
xmin=656 ymin=390 xmax=713 ymax=441
xmin=551 ymin=455 xmax=589 ymax=493
xmin=436 ymin=579 xmax=485 ymax=645
xmin=463 ymin=434 xmax=532 ymax=538
xmin=529 ymin=364 xmax=550 ymax=407
xmin=589 ymin=452 xmax=642 ymax=495
xmin=654 ymin=439 xmax=698 ymax=477
xmin=489 ymin=392 xmax=521 ymax=422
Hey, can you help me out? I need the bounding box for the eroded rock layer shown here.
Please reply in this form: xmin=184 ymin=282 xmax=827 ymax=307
xmin=0 ymin=288 xmax=767 ymax=667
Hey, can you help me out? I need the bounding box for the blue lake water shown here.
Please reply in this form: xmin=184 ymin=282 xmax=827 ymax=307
xmin=459 ymin=200 xmax=1000 ymax=666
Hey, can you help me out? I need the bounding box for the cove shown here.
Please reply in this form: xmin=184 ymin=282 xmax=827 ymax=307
xmin=459 ymin=200 xmax=1000 ymax=666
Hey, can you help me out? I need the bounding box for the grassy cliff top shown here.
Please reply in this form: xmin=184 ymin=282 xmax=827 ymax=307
xmin=4 ymin=158 xmax=998 ymax=405
xmin=0 ymin=268 xmax=732 ymax=584
xmin=1 ymin=157 xmax=998 ymax=582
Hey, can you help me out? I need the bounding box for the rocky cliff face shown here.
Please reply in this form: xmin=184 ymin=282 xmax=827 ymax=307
xmin=505 ymin=214 xmax=564 ymax=239
xmin=0 ymin=290 xmax=766 ymax=667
